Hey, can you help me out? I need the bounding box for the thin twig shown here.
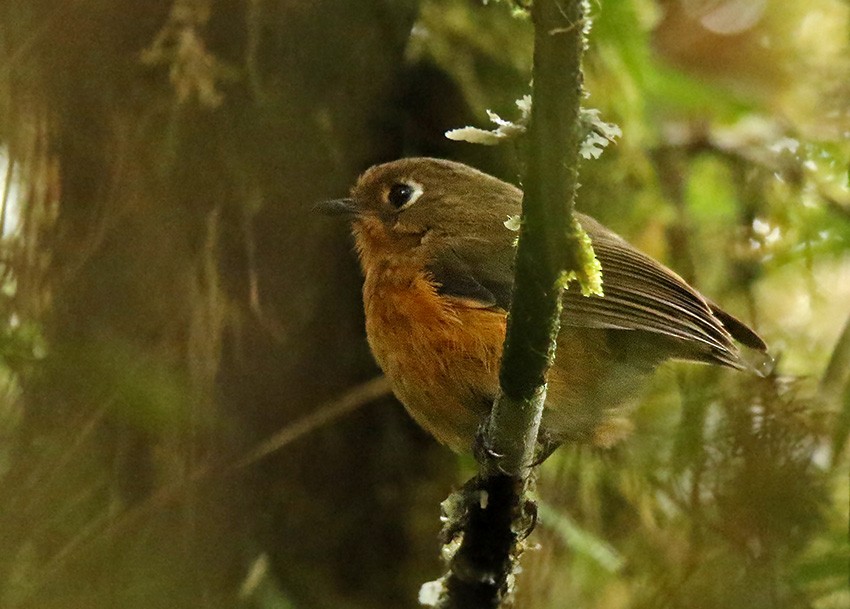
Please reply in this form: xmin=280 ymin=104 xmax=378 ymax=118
xmin=230 ymin=375 xmax=391 ymax=470
xmin=822 ymin=312 xmax=850 ymax=397
xmin=0 ymin=152 xmax=13 ymax=238
xmin=24 ymin=376 xmax=391 ymax=597
xmin=822 ymin=313 xmax=850 ymax=463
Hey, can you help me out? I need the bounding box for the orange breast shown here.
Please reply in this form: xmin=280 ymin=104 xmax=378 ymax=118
xmin=352 ymin=217 xmax=639 ymax=452
xmin=362 ymin=262 xmax=506 ymax=452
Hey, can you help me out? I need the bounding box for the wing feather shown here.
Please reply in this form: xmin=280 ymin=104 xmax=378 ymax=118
xmin=427 ymin=210 xmax=763 ymax=369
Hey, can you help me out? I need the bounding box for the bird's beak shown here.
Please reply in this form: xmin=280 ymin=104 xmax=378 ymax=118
xmin=314 ymin=197 xmax=359 ymax=217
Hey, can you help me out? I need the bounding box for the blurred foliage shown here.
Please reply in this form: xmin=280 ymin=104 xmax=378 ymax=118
xmin=414 ymin=1 xmax=850 ymax=608
xmin=0 ymin=0 xmax=848 ymax=608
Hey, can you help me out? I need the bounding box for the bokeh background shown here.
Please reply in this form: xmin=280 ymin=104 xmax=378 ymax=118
xmin=0 ymin=1 xmax=848 ymax=608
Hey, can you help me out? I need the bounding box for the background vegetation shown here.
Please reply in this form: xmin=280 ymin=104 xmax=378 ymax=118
xmin=0 ymin=1 xmax=847 ymax=608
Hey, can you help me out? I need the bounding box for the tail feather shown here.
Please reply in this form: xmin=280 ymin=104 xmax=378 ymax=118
xmin=707 ymin=302 xmax=768 ymax=352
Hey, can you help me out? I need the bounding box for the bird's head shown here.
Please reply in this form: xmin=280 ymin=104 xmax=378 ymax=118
xmin=317 ymin=157 xmax=520 ymax=265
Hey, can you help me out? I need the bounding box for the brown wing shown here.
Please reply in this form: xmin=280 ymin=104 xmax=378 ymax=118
xmin=427 ymin=211 xmax=766 ymax=370
xmin=561 ymin=213 xmax=765 ymax=369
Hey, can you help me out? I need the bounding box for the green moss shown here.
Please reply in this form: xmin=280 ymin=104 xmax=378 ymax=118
xmin=559 ymin=217 xmax=604 ymax=297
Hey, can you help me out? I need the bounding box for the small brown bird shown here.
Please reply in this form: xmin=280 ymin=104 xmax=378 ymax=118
xmin=320 ymin=158 xmax=767 ymax=454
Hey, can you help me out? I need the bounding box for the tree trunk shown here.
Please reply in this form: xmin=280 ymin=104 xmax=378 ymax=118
xmin=0 ymin=2 xmax=452 ymax=607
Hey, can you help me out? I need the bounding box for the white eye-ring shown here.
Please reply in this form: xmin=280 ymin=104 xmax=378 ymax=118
xmin=387 ymin=180 xmax=423 ymax=210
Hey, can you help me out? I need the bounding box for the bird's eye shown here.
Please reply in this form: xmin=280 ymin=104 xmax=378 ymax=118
xmin=388 ymin=183 xmax=415 ymax=209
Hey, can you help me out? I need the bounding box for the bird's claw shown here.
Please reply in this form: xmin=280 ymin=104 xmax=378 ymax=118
xmin=473 ymin=421 xmax=504 ymax=464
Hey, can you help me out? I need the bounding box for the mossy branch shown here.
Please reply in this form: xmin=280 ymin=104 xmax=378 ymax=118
xmin=491 ymin=0 xmax=595 ymax=475
xmin=426 ymin=1 xmax=593 ymax=607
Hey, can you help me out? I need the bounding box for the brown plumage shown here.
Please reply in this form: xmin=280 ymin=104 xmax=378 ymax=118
xmin=319 ymin=158 xmax=768 ymax=454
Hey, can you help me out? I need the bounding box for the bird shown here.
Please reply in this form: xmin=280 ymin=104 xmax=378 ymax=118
xmin=318 ymin=157 xmax=768 ymax=455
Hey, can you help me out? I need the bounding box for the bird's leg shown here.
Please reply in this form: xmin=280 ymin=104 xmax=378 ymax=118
xmin=530 ymin=428 xmax=561 ymax=466
xmin=473 ymin=418 xmax=505 ymax=464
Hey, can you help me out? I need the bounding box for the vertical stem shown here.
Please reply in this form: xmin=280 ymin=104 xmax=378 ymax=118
xmin=489 ymin=0 xmax=587 ymax=475
xmin=437 ymin=2 xmax=590 ymax=607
